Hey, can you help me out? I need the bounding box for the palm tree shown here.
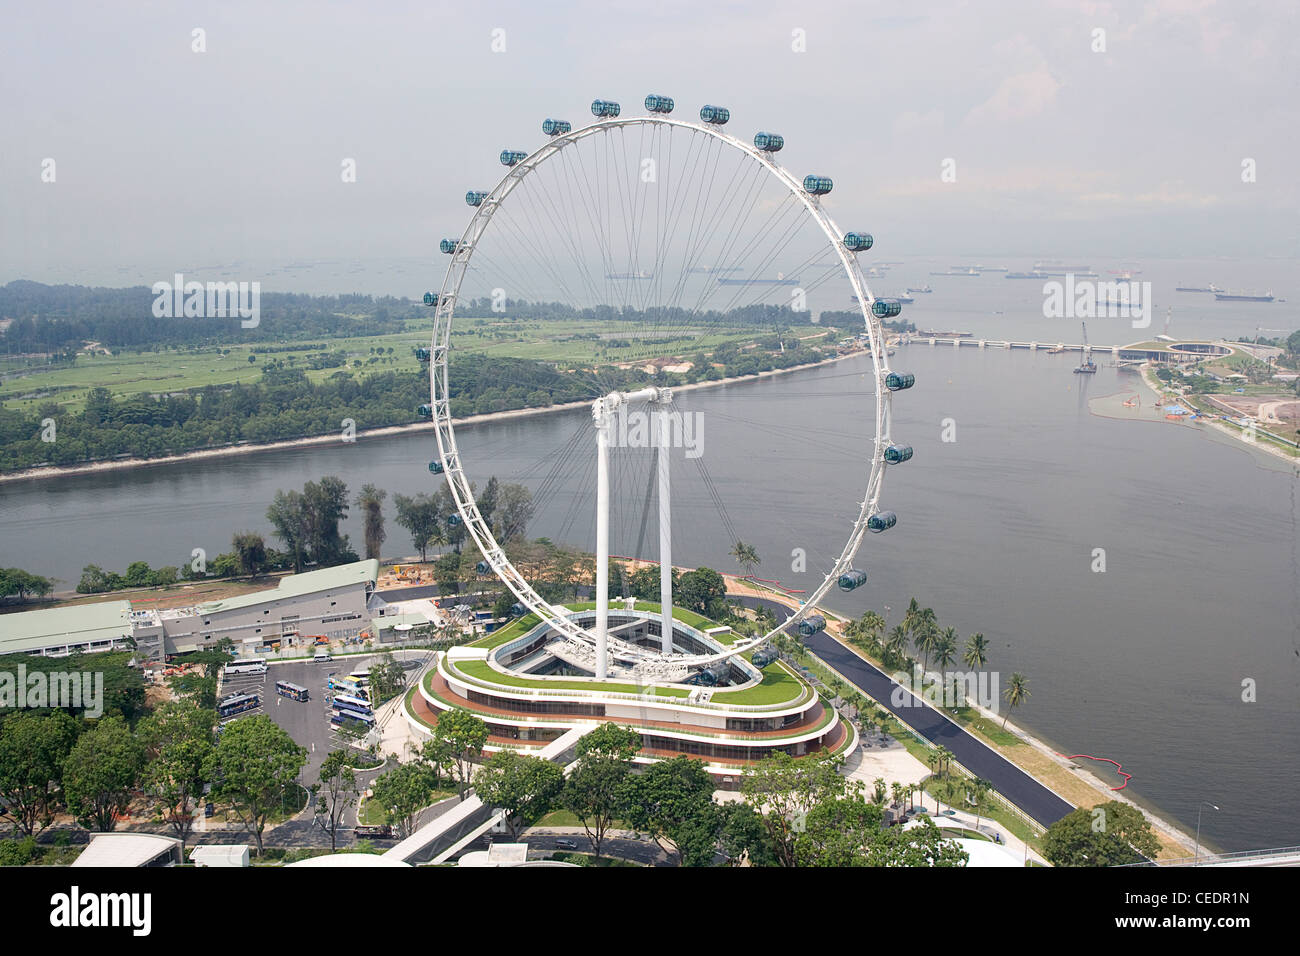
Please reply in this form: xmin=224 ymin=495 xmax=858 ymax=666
xmin=856 ymin=610 xmax=886 ymax=651
xmin=935 ymin=626 xmax=958 ymax=671
xmin=885 ymin=624 xmax=909 ymax=665
xmin=968 ymin=778 xmax=991 ymax=832
xmin=963 ymin=632 xmax=989 ymax=672
xmin=902 ymin=597 xmax=922 ymax=636
xmin=729 ymin=540 xmax=761 ymax=579
xmin=1002 ymin=672 xmax=1031 ymax=729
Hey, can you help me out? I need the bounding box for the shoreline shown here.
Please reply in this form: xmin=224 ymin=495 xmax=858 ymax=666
xmin=0 ymin=351 xmax=859 ymax=485
xmin=727 ymin=576 xmax=1203 ymax=857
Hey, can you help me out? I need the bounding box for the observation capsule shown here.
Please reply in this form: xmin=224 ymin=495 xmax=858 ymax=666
xmin=439 ymin=239 xmax=462 ymax=255
xmin=885 ymin=371 xmax=915 ymax=391
xmin=475 ymin=561 xmax=490 ymax=575
xmin=591 ymin=99 xmax=621 ymax=118
xmin=699 ymin=105 xmax=730 ymax=125
xmin=542 ymin=118 xmax=571 ymax=136
xmin=844 ymin=232 xmax=874 ymax=252
xmin=465 ymin=191 xmax=488 ymax=207
xmin=499 ymin=149 xmax=528 ymax=167
xmin=803 ymin=175 xmax=833 ymax=196
xmin=509 ymin=603 xmax=526 ymax=618
xmin=837 ymin=569 xmax=868 ymax=591
xmin=751 ymin=646 xmax=778 ymax=668
xmin=867 ymin=511 xmax=897 ymax=533
xmin=417 ymin=404 xmax=433 ymax=418
xmin=754 ymin=131 xmax=784 ymax=152
xmin=872 ymin=298 xmax=902 ymax=319
xmin=797 ymin=614 xmax=827 ymax=638
xmin=447 ymin=513 xmax=462 ymax=526
xmin=644 ymin=94 xmax=674 ymax=114
xmin=428 ymin=460 xmax=444 ymax=474
xmin=414 ymin=347 xmax=431 ymax=362
xmin=422 ymin=292 xmax=439 ymax=307
xmin=884 ymin=444 xmax=913 ymax=464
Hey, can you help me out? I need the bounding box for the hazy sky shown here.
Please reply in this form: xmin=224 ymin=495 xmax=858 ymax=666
xmin=3 ymin=0 xmax=1298 ymax=287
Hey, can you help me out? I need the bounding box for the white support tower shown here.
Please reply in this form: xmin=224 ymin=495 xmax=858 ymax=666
xmin=591 ymin=386 xmax=666 ymax=679
xmin=657 ymin=396 xmax=674 ymax=654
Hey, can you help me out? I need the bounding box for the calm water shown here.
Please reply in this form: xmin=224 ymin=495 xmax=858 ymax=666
xmin=3 ymin=340 xmax=1298 ymax=852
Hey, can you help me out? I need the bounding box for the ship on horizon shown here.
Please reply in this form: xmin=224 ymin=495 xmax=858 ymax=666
xmin=906 ymin=285 xmax=933 ymax=294
xmin=1175 ymin=283 xmax=1221 ymax=293
xmin=1214 ymin=290 xmax=1274 ymax=302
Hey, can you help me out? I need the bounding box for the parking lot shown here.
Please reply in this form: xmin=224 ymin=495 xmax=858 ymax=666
xmin=215 ymin=649 xmax=433 ymax=836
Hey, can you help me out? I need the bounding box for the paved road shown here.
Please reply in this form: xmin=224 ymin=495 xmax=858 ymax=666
xmin=735 ymin=594 xmax=1075 ymax=829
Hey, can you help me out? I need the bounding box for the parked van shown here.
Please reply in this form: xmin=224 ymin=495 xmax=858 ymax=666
xmin=313 ymin=652 xmax=332 ymax=663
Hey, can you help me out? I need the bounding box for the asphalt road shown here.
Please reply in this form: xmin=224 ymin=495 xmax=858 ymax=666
xmin=734 ymin=594 xmax=1075 ymax=829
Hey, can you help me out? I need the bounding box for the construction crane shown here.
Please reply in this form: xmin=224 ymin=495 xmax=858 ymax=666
xmin=1074 ymin=321 xmax=1097 ymax=373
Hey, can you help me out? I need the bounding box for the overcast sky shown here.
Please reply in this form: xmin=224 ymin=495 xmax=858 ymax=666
xmin=3 ymin=0 xmax=1298 ymax=288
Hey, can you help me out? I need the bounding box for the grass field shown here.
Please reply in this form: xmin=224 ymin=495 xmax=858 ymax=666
xmin=0 ymin=315 xmax=770 ymax=414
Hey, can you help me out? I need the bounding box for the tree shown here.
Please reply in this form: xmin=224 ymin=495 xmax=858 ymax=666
xmin=368 ymin=762 xmax=437 ymax=839
xmin=561 ymin=754 xmax=632 ymax=859
xmin=963 ymin=632 xmax=989 ymax=672
xmin=473 ymin=751 xmax=564 ymax=839
xmin=231 ymin=531 xmax=267 ymax=578
xmin=62 ymin=716 xmax=145 ymax=832
xmin=851 ymin=610 xmax=886 ymax=651
xmin=0 ymin=712 xmax=78 ymax=836
xmin=267 ymin=489 xmax=308 ymax=572
xmin=576 ymin=722 xmax=641 ymax=760
xmin=356 ymin=484 xmax=387 ymax=561
xmin=206 ymin=714 xmax=307 ymax=855
xmin=934 ymin=626 xmax=958 ymax=673
xmin=740 ymin=753 xmax=848 ymax=867
xmin=0 ymin=568 xmax=54 ymax=603
xmin=367 ymin=654 xmax=406 ymax=705
xmin=313 ymin=750 xmax=359 ymax=851
xmin=729 ymin=540 xmax=761 ymax=578
xmin=493 ymin=482 xmax=535 ymax=543
xmin=139 ymin=703 xmax=217 ymax=854
xmin=1044 ymin=801 xmax=1160 ymax=866
xmin=1002 ymin=672 xmax=1031 ymax=729
xmin=432 ymin=709 xmax=488 ymax=800
xmin=675 ymin=567 xmax=727 ymax=619
xmin=302 ymin=476 xmax=352 ymax=566
xmin=477 ymin=476 xmax=499 ymax=529
xmin=393 ymin=492 xmax=440 ymax=562
xmin=621 ymin=754 xmax=716 ymax=865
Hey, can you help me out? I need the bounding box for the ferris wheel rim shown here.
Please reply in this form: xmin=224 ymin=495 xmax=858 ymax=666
xmin=428 ymin=110 xmax=898 ymax=666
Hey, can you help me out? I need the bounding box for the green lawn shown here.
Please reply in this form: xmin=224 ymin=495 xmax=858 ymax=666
xmin=450 ymin=659 xmax=693 ymax=698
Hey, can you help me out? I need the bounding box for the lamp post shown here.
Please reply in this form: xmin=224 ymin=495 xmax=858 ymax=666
xmin=1194 ymin=802 xmax=1219 ymax=863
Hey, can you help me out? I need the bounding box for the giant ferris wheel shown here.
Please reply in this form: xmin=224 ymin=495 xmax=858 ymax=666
xmin=418 ymin=94 xmax=914 ymax=681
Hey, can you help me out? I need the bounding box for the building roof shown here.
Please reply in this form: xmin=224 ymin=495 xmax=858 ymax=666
xmin=197 ymin=560 xmax=379 ymax=615
xmin=287 ymin=852 xmax=411 ymax=867
xmin=71 ymin=833 xmax=181 ymax=868
xmin=0 ymin=600 xmax=133 ymax=655
xmin=189 ymin=845 xmax=250 ymax=867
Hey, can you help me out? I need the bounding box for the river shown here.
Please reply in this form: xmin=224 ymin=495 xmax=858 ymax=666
xmin=2 ymin=257 xmax=1298 ymax=853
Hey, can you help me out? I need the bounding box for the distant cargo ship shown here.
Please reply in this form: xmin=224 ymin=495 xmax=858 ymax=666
xmin=1214 ymin=291 xmax=1274 ymax=302
xmin=1035 ymin=263 xmax=1091 ymax=272
xmin=1175 ymin=284 xmax=1221 ymax=293
xmin=906 ymin=285 xmax=933 ymax=294
xmin=606 ymin=271 xmax=652 ymax=280
xmin=930 ymin=268 xmax=981 ymax=276
xmin=1006 ymin=271 xmax=1050 ymax=279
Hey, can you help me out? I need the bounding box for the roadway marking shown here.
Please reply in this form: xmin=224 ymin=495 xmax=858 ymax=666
xmin=1058 ymin=752 xmax=1132 ymax=790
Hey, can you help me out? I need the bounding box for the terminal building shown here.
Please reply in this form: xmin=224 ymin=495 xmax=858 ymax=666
xmin=1 ymin=560 xmax=379 ymax=663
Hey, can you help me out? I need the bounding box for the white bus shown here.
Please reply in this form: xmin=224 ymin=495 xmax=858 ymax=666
xmin=224 ymin=659 xmax=267 ymax=676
